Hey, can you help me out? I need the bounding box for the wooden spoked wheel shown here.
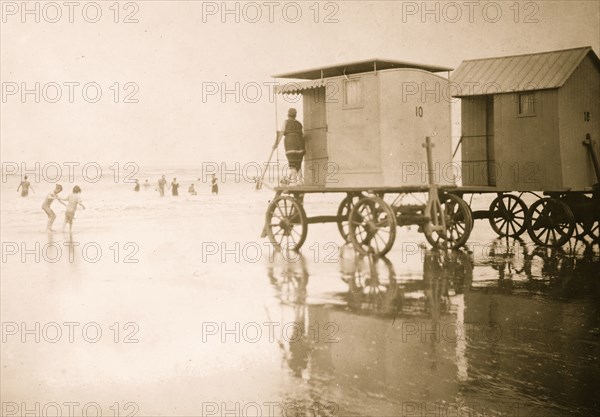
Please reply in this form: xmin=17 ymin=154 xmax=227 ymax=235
xmin=424 ymin=194 xmax=473 ymax=249
xmin=348 ymin=196 xmax=397 ymax=256
xmin=337 ymin=194 xmax=363 ymax=242
xmin=265 ymin=196 xmax=308 ymax=251
xmin=576 ymin=206 xmax=598 ymax=243
xmin=563 ymin=194 xmax=598 ymax=242
xmin=574 ymin=220 xmax=593 ymax=240
xmin=588 ymin=219 xmax=600 ymax=243
xmin=526 ymin=198 xmax=574 ymax=247
xmin=488 ymin=194 xmax=527 ymax=237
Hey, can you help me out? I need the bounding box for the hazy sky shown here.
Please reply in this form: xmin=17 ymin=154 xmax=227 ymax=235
xmin=1 ymin=0 xmax=599 ymax=167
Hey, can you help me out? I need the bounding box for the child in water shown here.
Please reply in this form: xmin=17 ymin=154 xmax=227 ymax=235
xmin=188 ymin=184 xmax=197 ymax=195
xmin=42 ymin=184 xmax=66 ymax=232
xmin=63 ymin=185 xmax=86 ymax=233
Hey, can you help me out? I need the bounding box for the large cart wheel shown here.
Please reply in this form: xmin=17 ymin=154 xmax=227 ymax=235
xmin=488 ymin=194 xmax=527 ymax=237
xmin=336 ymin=194 xmax=362 ymax=242
xmin=348 ymin=196 xmax=396 ymax=256
xmin=574 ymin=220 xmax=593 ymax=241
xmin=563 ymin=193 xmax=596 ymax=241
xmin=526 ymin=198 xmax=574 ymax=247
xmin=578 ymin=210 xmax=599 ymax=242
xmin=589 ymin=220 xmax=600 ymax=243
xmin=265 ymin=195 xmax=308 ymax=251
xmin=424 ymin=194 xmax=473 ymax=249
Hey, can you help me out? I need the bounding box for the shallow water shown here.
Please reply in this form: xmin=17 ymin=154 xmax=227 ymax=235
xmin=1 ymin=171 xmax=599 ymax=416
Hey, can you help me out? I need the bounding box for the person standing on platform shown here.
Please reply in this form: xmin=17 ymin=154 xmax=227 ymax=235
xmin=273 ymin=108 xmax=304 ymax=185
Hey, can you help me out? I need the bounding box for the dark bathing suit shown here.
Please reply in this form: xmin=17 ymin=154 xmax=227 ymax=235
xmin=283 ymin=118 xmax=304 ymax=170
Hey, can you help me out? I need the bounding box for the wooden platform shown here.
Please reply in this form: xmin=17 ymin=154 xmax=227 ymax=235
xmin=274 ymin=185 xmax=435 ymax=194
xmin=273 ymin=184 xmax=494 ymax=194
xmin=272 ymin=185 xmax=583 ymax=194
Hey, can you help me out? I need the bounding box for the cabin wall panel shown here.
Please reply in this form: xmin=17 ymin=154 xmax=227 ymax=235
xmin=378 ymin=70 xmax=454 ymax=186
xmin=325 ymin=73 xmax=383 ymax=187
xmin=493 ymin=90 xmax=560 ymax=191
xmin=558 ymin=55 xmax=600 ymax=189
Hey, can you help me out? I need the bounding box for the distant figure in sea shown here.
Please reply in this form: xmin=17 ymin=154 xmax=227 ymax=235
xmin=211 ymin=174 xmax=219 ymax=195
xmin=17 ymin=176 xmax=34 ymax=197
xmin=188 ymin=184 xmax=197 ymax=195
xmin=42 ymin=184 xmax=66 ymax=232
xmin=157 ymin=175 xmax=167 ymax=197
xmin=170 ymin=178 xmax=179 ymax=196
xmin=134 ymin=179 xmax=140 ymax=192
xmin=254 ymin=176 xmax=262 ymax=190
xmin=143 ymin=179 xmax=150 ymax=189
xmin=63 ymin=185 xmax=85 ymax=233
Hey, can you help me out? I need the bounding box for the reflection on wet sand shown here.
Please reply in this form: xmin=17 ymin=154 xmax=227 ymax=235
xmin=267 ymin=253 xmax=309 ymax=378
xmin=266 ymin=242 xmax=599 ymax=417
xmin=475 ymin=238 xmax=600 ymax=295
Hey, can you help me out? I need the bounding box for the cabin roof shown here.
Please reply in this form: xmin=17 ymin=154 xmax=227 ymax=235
xmin=451 ymin=46 xmax=600 ymax=97
xmin=273 ymin=59 xmax=453 ymax=80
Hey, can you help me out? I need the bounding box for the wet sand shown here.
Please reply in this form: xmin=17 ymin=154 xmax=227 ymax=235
xmin=1 ymin=184 xmax=599 ymax=416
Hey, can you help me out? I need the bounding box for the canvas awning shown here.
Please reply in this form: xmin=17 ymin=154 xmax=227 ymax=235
xmin=275 ymin=79 xmax=326 ymax=95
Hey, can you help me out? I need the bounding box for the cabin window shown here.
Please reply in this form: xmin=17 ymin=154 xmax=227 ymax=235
xmin=343 ymin=78 xmax=363 ymax=109
xmin=517 ymin=92 xmax=536 ymax=116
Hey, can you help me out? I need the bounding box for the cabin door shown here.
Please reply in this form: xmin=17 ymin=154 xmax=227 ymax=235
xmin=485 ymin=96 xmax=496 ymax=186
xmin=302 ymin=88 xmax=328 ymax=186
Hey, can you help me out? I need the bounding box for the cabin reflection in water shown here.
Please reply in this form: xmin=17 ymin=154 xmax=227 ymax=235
xmin=265 ymin=243 xmax=599 ymax=417
xmin=464 ymin=240 xmax=600 ymax=416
